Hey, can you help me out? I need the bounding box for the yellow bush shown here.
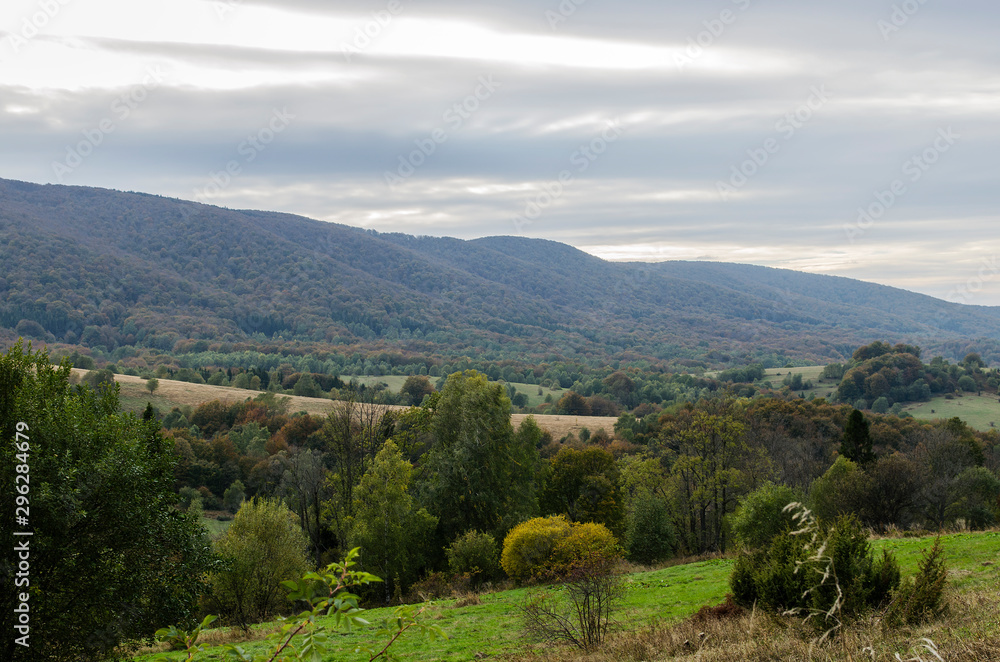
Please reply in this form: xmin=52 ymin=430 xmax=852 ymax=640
xmin=501 ymin=515 xmax=572 ymax=581
xmin=501 ymin=516 xmax=620 ymax=582
xmin=551 ymin=521 xmax=620 ymax=572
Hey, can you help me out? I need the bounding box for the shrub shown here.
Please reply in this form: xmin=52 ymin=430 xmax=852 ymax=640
xmin=729 ymin=482 xmax=799 ymax=550
xmin=886 ymin=537 xmax=948 ymax=625
xmin=502 ymin=515 xmax=573 ymax=581
xmin=446 ymin=530 xmax=500 ymax=583
xmin=206 ymin=497 xmax=310 ymax=630
xmin=730 ymin=510 xmax=900 ymax=623
xmin=625 ymin=495 xmax=676 ymax=564
xmin=501 ymin=515 xmax=621 ymax=582
xmin=520 ymin=549 xmax=624 ymax=651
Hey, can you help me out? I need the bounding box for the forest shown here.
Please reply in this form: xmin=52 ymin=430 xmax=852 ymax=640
xmin=5 ymin=336 xmax=1000 ymax=661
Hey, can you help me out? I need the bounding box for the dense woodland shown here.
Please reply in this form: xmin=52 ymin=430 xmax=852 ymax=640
xmin=5 ymin=178 xmax=1000 ymax=375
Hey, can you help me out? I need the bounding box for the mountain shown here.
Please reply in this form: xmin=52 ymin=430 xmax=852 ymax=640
xmin=1 ymin=177 xmax=998 ymax=367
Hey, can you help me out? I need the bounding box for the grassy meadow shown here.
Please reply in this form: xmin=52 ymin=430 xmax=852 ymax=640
xmin=137 ymin=530 xmax=1000 ymax=662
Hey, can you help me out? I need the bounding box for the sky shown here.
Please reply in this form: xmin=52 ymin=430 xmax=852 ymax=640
xmin=2 ymin=0 xmax=999 ymax=304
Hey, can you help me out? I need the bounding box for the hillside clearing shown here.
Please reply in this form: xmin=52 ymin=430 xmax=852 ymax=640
xmin=75 ymin=370 xmax=616 ymax=438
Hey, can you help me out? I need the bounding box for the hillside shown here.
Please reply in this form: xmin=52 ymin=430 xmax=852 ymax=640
xmin=3 ymin=178 xmax=1000 ymax=367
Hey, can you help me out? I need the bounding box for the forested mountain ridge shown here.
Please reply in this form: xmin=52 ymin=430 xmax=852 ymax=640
xmin=2 ymin=177 xmax=999 ymax=367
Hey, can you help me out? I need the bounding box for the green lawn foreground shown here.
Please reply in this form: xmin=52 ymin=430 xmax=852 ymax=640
xmin=136 ymin=531 xmax=1000 ymax=661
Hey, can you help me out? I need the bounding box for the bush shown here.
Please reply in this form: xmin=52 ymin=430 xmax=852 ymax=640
xmin=502 ymin=516 xmax=573 ymax=581
xmin=730 ymin=511 xmax=900 ymax=623
xmin=206 ymin=497 xmax=311 ymax=630
xmin=501 ymin=515 xmax=620 ymax=582
xmin=729 ymin=482 xmax=799 ymax=550
xmin=886 ymin=537 xmax=948 ymax=625
xmin=446 ymin=530 xmax=500 ymax=583
xmin=625 ymin=495 xmax=676 ymax=564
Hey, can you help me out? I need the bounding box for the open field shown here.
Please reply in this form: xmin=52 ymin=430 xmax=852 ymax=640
xmin=902 ymin=392 xmax=1000 ymax=431
xmin=137 ymin=530 xmax=1000 ymax=662
xmin=75 ymin=370 xmax=616 ymax=439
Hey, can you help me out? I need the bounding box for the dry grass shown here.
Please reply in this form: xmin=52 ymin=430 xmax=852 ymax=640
xmin=498 ymin=583 xmax=1000 ymax=662
xmin=75 ymin=369 xmax=617 ymax=438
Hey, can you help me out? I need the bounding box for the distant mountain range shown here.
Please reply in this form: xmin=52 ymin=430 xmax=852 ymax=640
xmin=1 ymin=177 xmax=998 ymax=367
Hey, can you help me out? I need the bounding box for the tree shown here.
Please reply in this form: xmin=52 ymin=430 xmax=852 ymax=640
xmin=349 ymin=440 xmax=437 ymax=603
xmin=556 ymin=391 xmax=591 ymax=416
xmin=841 ymin=409 xmax=875 ymax=465
xmin=399 ymin=375 xmax=434 ymax=406
xmin=0 ymin=343 xmax=214 ymax=662
xmin=422 ymin=371 xmax=538 ymax=543
xmin=666 ymin=411 xmax=754 ymax=553
xmin=541 ymin=446 xmax=625 ymax=537
xmin=223 ymin=480 xmax=246 ymax=513
xmin=146 ymin=376 xmax=159 ymax=396
xmin=207 ymin=497 xmax=311 ymax=630
xmin=729 ymin=482 xmax=799 ymax=550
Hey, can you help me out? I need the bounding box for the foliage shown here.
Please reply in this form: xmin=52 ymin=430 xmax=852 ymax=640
xmin=841 ymin=409 xmax=875 ymax=465
xmin=519 ymin=549 xmax=624 ymax=651
xmin=540 ymin=445 xmax=625 ymax=536
xmin=729 ymin=482 xmax=799 ymax=550
xmin=809 ymin=457 xmax=872 ymax=524
xmin=885 ymin=537 xmax=949 ymax=626
xmin=501 ymin=515 xmax=573 ymax=582
xmin=500 ymin=515 xmax=620 ymax=582
xmin=206 ymin=497 xmax=311 ymax=630
xmin=624 ymin=494 xmax=677 ymax=564
xmin=349 ymin=440 xmax=437 ymax=602
xmin=730 ymin=507 xmax=900 ymax=623
xmin=445 ymin=530 xmax=501 ymax=584
xmin=423 ymin=371 xmax=538 ymax=543
xmin=0 ymin=342 xmax=215 ymax=662
xmin=153 ymin=548 xmax=446 ymax=662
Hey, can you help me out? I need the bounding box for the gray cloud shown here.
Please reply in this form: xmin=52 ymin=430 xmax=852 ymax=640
xmin=2 ymin=0 xmax=999 ymax=302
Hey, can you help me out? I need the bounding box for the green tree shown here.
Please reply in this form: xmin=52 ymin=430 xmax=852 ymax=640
xmin=223 ymin=480 xmax=246 ymax=513
xmin=146 ymin=376 xmax=159 ymax=395
xmin=207 ymin=497 xmax=311 ymax=630
xmin=556 ymin=391 xmax=591 ymax=416
xmin=729 ymin=482 xmax=800 ymax=550
xmin=841 ymin=409 xmax=875 ymax=465
xmin=349 ymin=440 xmax=437 ymax=602
xmin=423 ymin=371 xmax=538 ymax=542
xmin=667 ymin=411 xmax=754 ymax=553
xmin=541 ymin=445 xmax=625 ymax=536
xmin=624 ymin=494 xmax=676 ymax=564
xmin=809 ymin=456 xmax=872 ymax=524
xmin=0 ymin=343 xmax=214 ymax=662
xmin=399 ymin=374 xmax=434 ymax=406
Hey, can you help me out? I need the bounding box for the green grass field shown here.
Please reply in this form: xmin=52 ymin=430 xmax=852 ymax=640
xmin=136 ymin=530 xmax=1000 ymax=662
xmin=902 ymin=392 xmax=1000 ymax=431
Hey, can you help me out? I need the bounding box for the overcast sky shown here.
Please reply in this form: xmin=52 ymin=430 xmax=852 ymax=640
xmin=3 ymin=0 xmax=999 ymax=304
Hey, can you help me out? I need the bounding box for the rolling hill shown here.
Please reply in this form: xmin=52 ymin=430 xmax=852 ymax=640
xmin=2 ymin=177 xmax=999 ymax=368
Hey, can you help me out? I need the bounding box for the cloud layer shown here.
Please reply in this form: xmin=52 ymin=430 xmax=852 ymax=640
xmin=2 ymin=0 xmax=999 ymax=304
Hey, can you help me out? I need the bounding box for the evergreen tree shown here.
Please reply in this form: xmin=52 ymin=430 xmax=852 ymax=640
xmin=841 ymin=409 xmax=875 ymax=465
